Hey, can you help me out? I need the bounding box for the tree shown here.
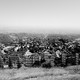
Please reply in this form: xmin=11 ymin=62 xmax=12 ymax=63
xmin=8 ymin=56 xmax=13 ymax=69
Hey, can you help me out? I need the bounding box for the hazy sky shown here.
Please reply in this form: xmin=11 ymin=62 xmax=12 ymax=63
xmin=0 ymin=0 xmax=80 ymax=34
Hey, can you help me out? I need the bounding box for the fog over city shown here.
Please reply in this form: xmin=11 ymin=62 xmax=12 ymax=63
xmin=0 ymin=0 xmax=80 ymax=34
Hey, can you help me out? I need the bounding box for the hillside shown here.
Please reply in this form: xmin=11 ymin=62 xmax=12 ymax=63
xmin=0 ymin=33 xmax=80 ymax=45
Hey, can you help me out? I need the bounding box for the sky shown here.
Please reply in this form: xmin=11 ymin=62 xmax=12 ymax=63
xmin=0 ymin=0 xmax=80 ymax=34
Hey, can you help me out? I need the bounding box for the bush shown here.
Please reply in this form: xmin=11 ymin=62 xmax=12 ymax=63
xmin=41 ymin=61 xmax=52 ymax=68
xmin=8 ymin=57 xmax=13 ymax=69
xmin=0 ymin=56 xmax=4 ymax=69
xmin=17 ymin=59 xmax=22 ymax=69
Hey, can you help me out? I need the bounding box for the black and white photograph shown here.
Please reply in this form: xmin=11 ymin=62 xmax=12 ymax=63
xmin=0 ymin=0 xmax=80 ymax=80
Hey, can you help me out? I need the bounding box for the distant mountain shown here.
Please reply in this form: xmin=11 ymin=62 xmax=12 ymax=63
xmin=0 ymin=33 xmax=45 ymax=44
xmin=9 ymin=33 xmax=45 ymax=39
xmin=46 ymin=34 xmax=80 ymax=41
xmin=0 ymin=34 xmax=13 ymax=44
xmin=0 ymin=33 xmax=80 ymax=45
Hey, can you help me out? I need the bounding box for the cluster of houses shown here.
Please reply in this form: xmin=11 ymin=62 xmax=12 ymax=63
xmin=0 ymin=36 xmax=80 ymax=69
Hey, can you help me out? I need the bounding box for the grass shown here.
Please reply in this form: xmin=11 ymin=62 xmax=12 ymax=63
xmin=0 ymin=65 xmax=80 ymax=80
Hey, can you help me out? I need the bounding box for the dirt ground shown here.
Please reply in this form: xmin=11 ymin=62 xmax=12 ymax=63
xmin=0 ymin=65 xmax=80 ymax=80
